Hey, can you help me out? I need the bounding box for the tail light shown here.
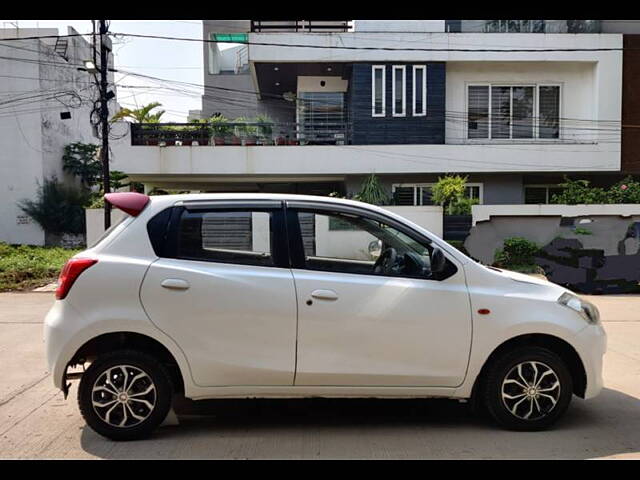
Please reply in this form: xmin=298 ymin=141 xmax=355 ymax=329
xmin=56 ymin=258 xmax=98 ymax=300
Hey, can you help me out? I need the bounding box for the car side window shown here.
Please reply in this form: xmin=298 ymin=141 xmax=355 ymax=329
xmin=295 ymin=210 xmax=441 ymax=279
xmin=176 ymin=208 xmax=276 ymax=267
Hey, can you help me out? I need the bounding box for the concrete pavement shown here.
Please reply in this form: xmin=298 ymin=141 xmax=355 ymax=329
xmin=0 ymin=292 xmax=638 ymax=459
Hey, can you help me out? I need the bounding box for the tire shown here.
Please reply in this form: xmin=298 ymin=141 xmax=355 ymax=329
xmin=78 ymin=349 xmax=173 ymax=441
xmin=483 ymin=346 xmax=573 ymax=431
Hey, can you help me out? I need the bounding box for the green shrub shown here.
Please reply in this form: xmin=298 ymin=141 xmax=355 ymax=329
xmin=573 ymin=227 xmax=592 ymax=235
xmin=551 ymin=178 xmax=610 ymax=205
xmin=17 ymin=177 xmax=90 ymax=235
xmin=494 ymin=237 xmax=540 ymax=268
xmin=607 ymin=176 xmax=640 ymax=204
xmin=448 ymin=196 xmax=479 ymax=215
xmin=432 ymin=174 xmax=468 ymax=215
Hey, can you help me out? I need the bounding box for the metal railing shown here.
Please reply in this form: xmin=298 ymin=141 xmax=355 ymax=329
xmin=250 ymin=20 xmax=352 ymax=33
xmin=130 ymin=122 xmax=352 ymax=146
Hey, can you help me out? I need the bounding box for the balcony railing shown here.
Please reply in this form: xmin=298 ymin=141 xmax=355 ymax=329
xmin=250 ymin=20 xmax=352 ymax=33
xmin=130 ymin=122 xmax=352 ymax=146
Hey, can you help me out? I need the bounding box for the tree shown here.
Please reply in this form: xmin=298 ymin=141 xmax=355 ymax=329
xmin=62 ymin=143 xmax=101 ymax=189
xmin=110 ymin=102 xmax=165 ymax=123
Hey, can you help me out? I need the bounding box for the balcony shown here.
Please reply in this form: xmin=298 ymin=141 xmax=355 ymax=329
xmin=130 ymin=122 xmax=352 ymax=147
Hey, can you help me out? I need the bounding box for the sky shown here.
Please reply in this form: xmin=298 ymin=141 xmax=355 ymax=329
xmin=3 ymin=20 xmax=209 ymax=121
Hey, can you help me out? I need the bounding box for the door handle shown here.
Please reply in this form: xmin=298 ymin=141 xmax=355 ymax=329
xmin=161 ymin=278 xmax=190 ymax=290
xmin=310 ymin=289 xmax=338 ymax=301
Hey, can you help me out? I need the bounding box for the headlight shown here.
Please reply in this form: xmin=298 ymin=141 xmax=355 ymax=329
xmin=558 ymin=292 xmax=600 ymax=324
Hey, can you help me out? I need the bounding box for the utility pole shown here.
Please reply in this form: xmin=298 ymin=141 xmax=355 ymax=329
xmin=98 ymin=20 xmax=111 ymax=229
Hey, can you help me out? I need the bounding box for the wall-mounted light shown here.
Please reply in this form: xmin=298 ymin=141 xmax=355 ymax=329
xmin=83 ymin=60 xmax=98 ymax=74
xmin=274 ymin=67 xmax=279 ymax=71
xmin=275 ymin=82 xmax=280 ymax=86
xmin=327 ymin=67 xmax=332 ymax=72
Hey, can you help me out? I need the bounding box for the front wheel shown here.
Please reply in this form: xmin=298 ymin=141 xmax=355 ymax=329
xmin=483 ymin=347 xmax=573 ymax=431
xmin=78 ymin=350 xmax=173 ymax=441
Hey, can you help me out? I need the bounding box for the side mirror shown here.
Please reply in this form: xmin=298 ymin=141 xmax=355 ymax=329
xmin=431 ymin=247 xmax=446 ymax=274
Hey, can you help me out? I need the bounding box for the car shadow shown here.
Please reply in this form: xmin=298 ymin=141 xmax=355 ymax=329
xmin=79 ymin=387 xmax=640 ymax=459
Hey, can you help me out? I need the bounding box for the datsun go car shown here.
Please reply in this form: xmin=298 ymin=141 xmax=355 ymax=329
xmin=44 ymin=192 xmax=606 ymax=440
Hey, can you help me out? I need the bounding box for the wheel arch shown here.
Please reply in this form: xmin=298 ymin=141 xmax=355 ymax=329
xmin=471 ymin=333 xmax=587 ymax=402
xmin=68 ymin=331 xmax=186 ymax=396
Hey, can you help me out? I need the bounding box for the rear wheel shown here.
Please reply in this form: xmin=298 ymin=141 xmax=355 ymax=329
xmin=483 ymin=347 xmax=573 ymax=431
xmin=78 ymin=350 xmax=173 ymax=441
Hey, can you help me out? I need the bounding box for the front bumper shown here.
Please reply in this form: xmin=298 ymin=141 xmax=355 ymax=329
xmin=573 ymin=323 xmax=607 ymax=399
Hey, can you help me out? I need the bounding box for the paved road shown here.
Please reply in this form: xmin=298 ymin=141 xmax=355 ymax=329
xmin=0 ymin=292 xmax=638 ymax=459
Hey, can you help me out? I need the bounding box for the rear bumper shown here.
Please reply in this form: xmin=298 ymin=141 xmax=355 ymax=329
xmin=573 ymin=323 xmax=607 ymax=399
xmin=44 ymin=300 xmax=80 ymax=391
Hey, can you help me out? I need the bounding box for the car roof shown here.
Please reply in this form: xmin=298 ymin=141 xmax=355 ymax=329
xmin=147 ymin=193 xmax=381 ymax=211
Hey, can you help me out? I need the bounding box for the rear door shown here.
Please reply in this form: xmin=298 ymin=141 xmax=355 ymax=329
xmin=140 ymin=200 xmax=298 ymax=387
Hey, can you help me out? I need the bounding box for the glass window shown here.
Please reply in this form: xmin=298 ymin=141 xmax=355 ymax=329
xmin=491 ymin=86 xmax=512 ymax=139
xmin=468 ymin=86 xmax=489 ymax=139
xmin=177 ymin=209 xmax=274 ymax=267
xmin=512 ymin=86 xmax=534 ymax=139
xmin=297 ymin=211 xmax=435 ymax=278
xmin=469 ymin=84 xmax=559 ymax=140
xmin=413 ymin=65 xmax=426 ymax=116
xmin=392 ymin=65 xmax=406 ymax=116
xmin=524 ymin=186 xmax=564 ymax=204
xmin=372 ymin=66 xmax=385 ymax=117
xmin=539 ymin=86 xmax=560 ymax=139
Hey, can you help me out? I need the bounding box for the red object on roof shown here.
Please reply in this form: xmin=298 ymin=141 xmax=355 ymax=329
xmin=104 ymin=192 xmax=150 ymax=217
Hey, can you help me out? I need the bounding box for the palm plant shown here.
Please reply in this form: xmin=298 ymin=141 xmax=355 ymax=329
xmin=110 ymin=102 xmax=165 ymax=123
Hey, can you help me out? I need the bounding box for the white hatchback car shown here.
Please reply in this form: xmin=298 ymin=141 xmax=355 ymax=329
xmin=45 ymin=192 xmax=606 ymax=440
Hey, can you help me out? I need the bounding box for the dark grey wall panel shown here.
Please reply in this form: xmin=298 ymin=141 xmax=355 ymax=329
xmin=349 ymin=63 xmax=446 ymax=145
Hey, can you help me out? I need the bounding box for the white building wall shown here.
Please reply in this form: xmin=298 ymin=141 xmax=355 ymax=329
xmin=0 ymin=27 xmax=115 ymax=245
xmin=445 ymin=61 xmax=600 ymax=143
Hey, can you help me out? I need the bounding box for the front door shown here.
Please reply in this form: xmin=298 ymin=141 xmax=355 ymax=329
xmin=287 ymin=204 xmax=473 ymax=387
xmin=140 ymin=202 xmax=297 ymax=387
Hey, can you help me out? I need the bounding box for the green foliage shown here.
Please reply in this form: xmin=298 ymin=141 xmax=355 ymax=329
xmin=17 ymin=177 xmax=90 ymax=235
xmin=0 ymin=242 xmax=80 ymax=291
xmin=550 ymin=177 xmax=610 ymax=205
xmin=253 ymin=114 xmax=274 ymax=137
xmin=62 ymin=142 xmax=100 ymax=188
xmin=431 ymin=175 xmax=469 ymax=215
xmin=573 ymin=227 xmax=592 ymax=235
xmin=111 ymin=102 xmax=165 ymax=123
xmin=233 ymin=117 xmax=257 ymax=137
xmin=607 ymin=176 xmax=640 ymax=204
xmin=208 ymin=114 xmax=232 ymax=137
xmin=494 ymin=237 xmax=540 ymax=269
xmin=354 ymin=174 xmax=390 ymax=206
xmin=448 ymin=196 xmax=479 ymax=215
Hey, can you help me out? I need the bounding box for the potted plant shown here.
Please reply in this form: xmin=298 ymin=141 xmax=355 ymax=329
xmin=208 ymin=115 xmax=231 ymax=146
xmin=234 ymin=117 xmax=257 ymax=146
xmin=253 ymin=114 xmax=274 ymax=145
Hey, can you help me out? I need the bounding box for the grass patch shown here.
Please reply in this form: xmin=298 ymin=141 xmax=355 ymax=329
xmin=0 ymin=242 xmax=81 ymax=291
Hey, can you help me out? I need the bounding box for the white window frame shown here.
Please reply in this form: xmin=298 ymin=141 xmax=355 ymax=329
xmin=412 ymin=65 xmax=427 ymax=117
xmin=524 ymin=184 xmax=563 ymax=204
xmin=371 ymin=65 xmax=386 ymax=117
xmin=465 ymin=83 xmax=562 ymax=142
xmin=392 ymin=182 xmax=484 ymax=205
xmin=392 ymin=65 xmax=406 ymax=117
